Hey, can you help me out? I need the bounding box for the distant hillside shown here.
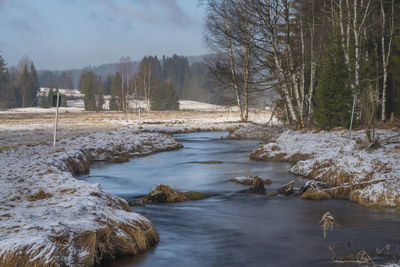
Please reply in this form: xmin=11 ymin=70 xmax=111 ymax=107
xmin=38 ymin=61 xmax=140 ymax=89
xmin=38 ymin=54 xmax=208 ymax=89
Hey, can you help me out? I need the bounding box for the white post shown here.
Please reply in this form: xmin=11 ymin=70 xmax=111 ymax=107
xmin=229 ymin=106 xmax=232 ymax=119
xmin=138 ymin=108 xmax=141 ymax=125
xmin=53 ymin=92 xmax=60 ymax=146
xmin=349 ymin=94 xmax=357 ymax=140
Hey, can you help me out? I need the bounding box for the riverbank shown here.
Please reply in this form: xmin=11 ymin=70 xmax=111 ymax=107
xmin=250 ymin=128 xmax=400 ymax=208
xmin=0 ymin=109 xmax=273 ymax=266
xmin=0 ymin=127 xmax=185 ymax=266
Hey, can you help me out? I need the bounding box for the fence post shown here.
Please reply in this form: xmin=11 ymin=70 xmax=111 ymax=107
xmin=53 ymin=92 xmax=60 ymax=146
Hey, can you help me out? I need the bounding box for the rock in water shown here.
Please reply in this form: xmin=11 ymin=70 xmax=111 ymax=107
xmin=277 ymin=180 xmax=295 ymax=195
xmin=142 ymin=189 xmax=168 ymax=203
xmin=299 ymin=181 xmax=331 ymax=200
xmin=184 ymin=191 xmax=209 ymax=200
xmin=141 ymin=185 xmax=189 ymax=203
xmin=248 ymin=176 xmax=265 ymax=194
xmin=230 ymin=176 xmax=273 ymax=185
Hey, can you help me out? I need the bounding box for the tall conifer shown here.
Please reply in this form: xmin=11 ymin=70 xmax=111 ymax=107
xmin=313 ymin=36 xmax=353 ymax=130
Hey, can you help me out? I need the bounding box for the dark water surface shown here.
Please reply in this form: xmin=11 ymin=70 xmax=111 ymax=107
xmin=81 ymin=132 xmax=400 ymax=267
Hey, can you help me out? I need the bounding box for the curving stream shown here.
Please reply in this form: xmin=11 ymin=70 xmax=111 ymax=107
xmin=81 ymin=132 xmax=400 ymax=267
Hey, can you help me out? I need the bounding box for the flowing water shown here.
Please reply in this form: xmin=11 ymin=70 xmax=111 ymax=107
xmin=81 ymin=132 xmax=400 ymax=267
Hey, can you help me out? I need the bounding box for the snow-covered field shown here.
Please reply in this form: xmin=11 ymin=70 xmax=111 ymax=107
xmin=178 ymin=100 xmax=232 ymax=111
xmin=0 ymin=109 xmax=275 ymax=265
xmin=0 ymin=106 xmax=85 ymax=113
xmin=251 ymin=129 xmax=400 ymax=207
xmin=0 ymin=128 xmax=182 ymax=265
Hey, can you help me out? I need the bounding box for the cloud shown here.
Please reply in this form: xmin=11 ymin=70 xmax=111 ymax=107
xmin=158 ymin=0 xmax=192 ymax=26
xmin=95 ymin=0 xmax=193 ymax=28
xmin=9 ymin=18 xmax=37 ymax=33
xmin=0 ymin=0 xmax=12 ymax=7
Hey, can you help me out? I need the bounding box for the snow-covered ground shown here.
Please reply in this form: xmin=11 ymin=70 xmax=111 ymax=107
xmin=251 ymin=129 xmax=400 ymax=207
xmin=0 ymin=108 xmax=277 ymax=265
xmin=39 ymin=88 xmax=84 ymax=97
xmin=0 ymin=106 xmax=85 ymax=113
xmin=178 ymin=100 xmax=231 ymax=111
xmin=0 ymin=128 xmax=182 ymax=265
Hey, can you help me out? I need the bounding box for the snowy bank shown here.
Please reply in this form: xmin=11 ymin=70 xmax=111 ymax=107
xmin=0 ymin=128 xmax=182 ymax=266
xmin=251 ymin=129 xmax=400 ymax=207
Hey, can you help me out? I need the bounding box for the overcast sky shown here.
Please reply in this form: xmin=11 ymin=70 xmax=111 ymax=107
xmin=0 ymin=0 xmax=208 ymax=70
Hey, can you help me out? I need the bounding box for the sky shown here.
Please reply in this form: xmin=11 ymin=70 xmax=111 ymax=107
xmin=0 ymin=0 xmax=208 ymax=70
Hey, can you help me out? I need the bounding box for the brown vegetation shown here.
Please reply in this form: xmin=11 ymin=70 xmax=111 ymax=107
xmin=0 ymin=219 xmax=158 ymax=266
xmin=250 ymin=147 xmax=312 ymax=162
xmin=277 ymin=181 xmax=295 ymax=195
xmin=319 ymin=211 xmax=342 ymax=239
xmin=247 ymin=176 xmax=265 ymax=194
xmin=141 ymin=185 xmax=189 ymax=203
xmin=27 ymin=189 xmax=53 ymax=201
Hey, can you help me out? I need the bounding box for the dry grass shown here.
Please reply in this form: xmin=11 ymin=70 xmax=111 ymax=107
xmin=319 ymin=211 xmax=343 ymax=239
xmin=334 ymin=250 xmax=374 ymax=265
xmin=300 ymin=187 xmax=332 ymax=200
xmin=250 ymin=147 xmax=311 ymax=162
xmin=27 ymin=189 xmax=53 ymax=201
xmin=0 ymin=248 xmax=54 ymax=267
xmin=0 ymin=219 xmax=159 ymax=266
xmin=277 ymin=180 xmax=294 ymax=195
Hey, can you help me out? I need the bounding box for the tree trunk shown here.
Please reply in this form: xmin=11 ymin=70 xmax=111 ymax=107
xmin=242 ymin=44 xmax=249 ymax=121
xmin=353 ymin=0 xmax=360 ymax=89
xmin=381 ymin=0 xmax=395 ymax=121
xmin=147 ymin=63 xmax=151 ymax=111
xmin=226 ymin=21 xmax=244 ymax=121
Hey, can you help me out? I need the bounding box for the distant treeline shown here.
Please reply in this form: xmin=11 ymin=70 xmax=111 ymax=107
xmin=0 ymin=55 xmax=40 ymax=109
xmin=0 ymin=53 xmax=235 ymax=110
xmin=38 ymin=54 xmax=224 ymax=105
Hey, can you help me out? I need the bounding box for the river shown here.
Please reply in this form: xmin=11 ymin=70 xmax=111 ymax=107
xmin=81 ymin=131 xmax=400 ymax=267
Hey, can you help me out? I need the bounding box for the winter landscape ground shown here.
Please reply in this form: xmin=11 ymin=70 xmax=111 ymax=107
xmin=0 ymin=106 xmax=272 ymax=265
xmin=0 ymin=106 xmax=399 ymax=266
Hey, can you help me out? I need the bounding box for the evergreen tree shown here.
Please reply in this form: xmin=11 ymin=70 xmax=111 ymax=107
xmin=61 ymin=94 xmax=68 ymax=107
xmin=151 ymin=80 xmax=179 ymax=110
xmin=0 ymin=54 xmax=14 ymax=109
xmin=97 ymin=87 xmax=104 ymax=111
xmin=79 ymin=70 xmax=104 ymax=111
xmin=40 ymin=93 xmax=49 ymax=108
xmin=389 ymin=25 xmax=400 ymax=117
xmin=161 ymin=54 xmax=189 ymax=96
xmin=47 ymin=88 xmax=54 ymax=107
xmin=19 ymin=64 xmax=33 ymax=107
xmin=313 ymin=36 xmax=353 ymax=130
xmin=110 ymin=72 xmax=121 ymax=110
xmin=30 ymin=63 xmax=40 ymax=106
xmin=103 ymin=74 xmax=113 ymax=95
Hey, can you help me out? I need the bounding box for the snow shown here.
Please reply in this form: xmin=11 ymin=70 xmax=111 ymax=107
xmin=39 ymin=87 xmax=84 ymax=97
xmin=231 ymin=176 xmax=254 ymax=183
xmin=0 ymin=108 xmax=276 ymax=263
xmin=178 ymin=100 xmax=230 ymax=111
xmin=253 ymin=129 xmax=400 ymax=207
xmin=0 ymin=107 xmax=84 ymax=113
xmin=0 ymin=127 xmax=181 ymax=265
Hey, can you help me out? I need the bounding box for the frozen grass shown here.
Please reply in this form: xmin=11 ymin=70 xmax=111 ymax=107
xmin=0 ymin=109 xmax=276 ymax=264
xmin=252 ymin=129 xmax=400 ymax=207
xmin=0 ymin=127 xmax=182 ymax=265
